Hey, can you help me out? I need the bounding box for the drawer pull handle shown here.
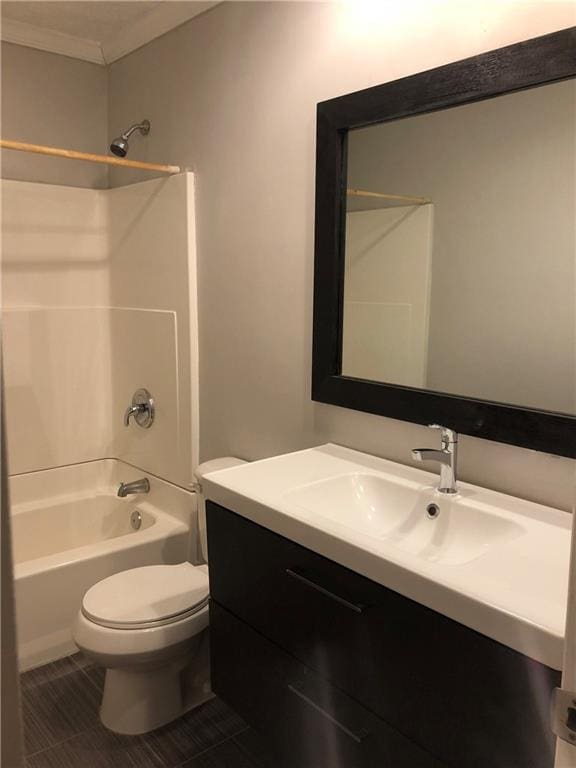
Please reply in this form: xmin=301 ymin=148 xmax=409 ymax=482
xmin=288 ymin=681 xmax=369 ymax=744
xmin=285 ymin=568 xmax=365 ymax=613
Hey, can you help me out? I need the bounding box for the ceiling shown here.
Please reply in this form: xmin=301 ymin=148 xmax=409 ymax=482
xmin=0 ymin=1 xmax=220 ymax=65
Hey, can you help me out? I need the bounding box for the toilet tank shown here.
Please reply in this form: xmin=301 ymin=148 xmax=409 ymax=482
xmin=194 ymin=457 xmax=247 ymax=562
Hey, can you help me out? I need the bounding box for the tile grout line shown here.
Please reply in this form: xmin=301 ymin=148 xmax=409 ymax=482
xmin=69 ymin=652 xmax=110 ymax=701
xmin=76 ymin=663 xmax=105 ymax=696
xmin=23 ymin=657 xmax=256 ymax=768
xmin=25 ymin=720 xmax=103 ymax=761
xmin=27 ymin=701 xmax=250 ymax=767
xmin=23 ymin=658 xmax=104 ymax=761
xmin=168 ymin=725 xmax=251 ymax=768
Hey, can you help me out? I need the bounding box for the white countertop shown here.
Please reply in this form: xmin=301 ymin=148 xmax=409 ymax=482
xmin=202 ymin=443 xmax=571 ymax=670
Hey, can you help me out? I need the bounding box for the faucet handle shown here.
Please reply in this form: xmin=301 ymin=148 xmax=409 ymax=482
xmin=428 ymin=424 xmax=458 ymax=444
xmin=124 ymin=403 xmax=145 ymax=427
xmin=124 ymin=388 xmax=155 ymax=429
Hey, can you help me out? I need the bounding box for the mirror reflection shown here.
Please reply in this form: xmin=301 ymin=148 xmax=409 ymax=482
xmin=343 ymin=80 xmax=576 ymax=414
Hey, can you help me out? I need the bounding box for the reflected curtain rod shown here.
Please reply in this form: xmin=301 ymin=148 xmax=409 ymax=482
xmin=347 ymin=188 xmax=430 ymax=205
xmin=0 ymin=139 xmax=181 ymax=174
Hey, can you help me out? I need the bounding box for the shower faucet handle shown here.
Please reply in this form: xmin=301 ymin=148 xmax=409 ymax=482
xmin=124 ymin=388 xmax=155 ymax=429
xmin=124 ymin=404 xmax=145 ymax=426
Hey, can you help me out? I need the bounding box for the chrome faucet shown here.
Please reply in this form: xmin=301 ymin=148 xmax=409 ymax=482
xmin=124 ymin=388 xmax=155 ymax=429
xmin=124 ymin=403 xmax=147 ymax=426
xmin=412 ymin=425 xmax=458 ymax=495
xmin=117 ymin=478 xmax=150 ymax=497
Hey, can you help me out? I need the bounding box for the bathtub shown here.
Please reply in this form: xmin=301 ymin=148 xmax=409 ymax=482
xmin=10 ymin=459 xmax=196 ymax=671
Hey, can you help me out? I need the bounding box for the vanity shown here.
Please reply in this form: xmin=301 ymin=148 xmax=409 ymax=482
xmin=203 ymin=26 xmax=575 ymax=768
xmin=203 ymin=444 xmax=570 ymax=768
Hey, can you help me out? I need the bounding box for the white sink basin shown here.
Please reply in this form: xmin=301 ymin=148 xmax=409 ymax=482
xmin=201 ymin=443 xmax=571 ymax=670
xmin=284 ymin=472 xmax=524 ymax=566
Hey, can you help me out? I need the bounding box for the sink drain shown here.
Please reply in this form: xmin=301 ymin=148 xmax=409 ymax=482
xmin=130 ymin=510 xmax=142 ymax=530
xmin=426 ymin=503 xmax=440 ymax=519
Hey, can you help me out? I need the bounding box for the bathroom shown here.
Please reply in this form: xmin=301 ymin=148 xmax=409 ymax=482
xmin=0 ymin=1 xmax=575 ymax=766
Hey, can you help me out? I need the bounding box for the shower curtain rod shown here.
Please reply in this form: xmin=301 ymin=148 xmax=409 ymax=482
xmin=347 ymin=188 xmax=430 ymax=205
xmin=0 ymin=139 xmax=181 ymax=174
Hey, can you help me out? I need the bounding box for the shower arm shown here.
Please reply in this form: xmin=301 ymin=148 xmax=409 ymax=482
xmin=120 ymin=121 xmax=150 ymax=140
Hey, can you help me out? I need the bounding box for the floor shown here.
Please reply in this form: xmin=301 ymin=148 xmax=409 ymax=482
xmin=21 ymin=654 xmax=274 ymax=768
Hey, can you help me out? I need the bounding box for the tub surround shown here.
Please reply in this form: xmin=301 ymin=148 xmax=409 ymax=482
xmin=202 ymin=444 xmax=570 ymax=670
xmin=11 ymin=459 xmax=195 ymax=671
xmin=2 ymin=173 xmax=199 ymax=489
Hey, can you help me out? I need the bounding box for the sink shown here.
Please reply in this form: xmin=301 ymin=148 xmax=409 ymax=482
xmin=201 ymin=443 xmax=571 ymax=670
xmin=284 ymin=472 xmax=525 ymax=566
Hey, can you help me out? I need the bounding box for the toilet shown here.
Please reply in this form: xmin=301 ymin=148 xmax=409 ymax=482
xmin=72 ymin=457 xmax=245 ymax=735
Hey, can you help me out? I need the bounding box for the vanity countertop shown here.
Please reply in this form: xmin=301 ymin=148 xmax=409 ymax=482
xmin=202 ymin=444 xmax=571 ymax=670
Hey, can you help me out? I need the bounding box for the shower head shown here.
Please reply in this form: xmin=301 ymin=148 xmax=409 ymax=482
xmin=110 ymin=119 xmax=150 ymax=158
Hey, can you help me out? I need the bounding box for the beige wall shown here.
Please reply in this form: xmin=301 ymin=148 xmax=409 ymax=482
xmin=1 ymin=42 xmax=108 ymax=189
xmin=106 ymin=1 xmax=575 ymax=512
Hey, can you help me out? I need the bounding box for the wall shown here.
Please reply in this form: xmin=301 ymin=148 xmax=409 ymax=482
xmin=0 ymin=42 xmax=108 ymax=189
xmin=106 ymin=1 xmax=575 ymax=512
xmin=347 ymin=81 xmax=576 ymax=413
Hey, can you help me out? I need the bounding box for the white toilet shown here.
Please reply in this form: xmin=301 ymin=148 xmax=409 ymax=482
xmin=72 ymin=457 xmax=245 ymax=735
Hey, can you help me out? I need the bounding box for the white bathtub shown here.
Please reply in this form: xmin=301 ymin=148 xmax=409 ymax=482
xmin=10 ymin=460 xmax=196 ymax=671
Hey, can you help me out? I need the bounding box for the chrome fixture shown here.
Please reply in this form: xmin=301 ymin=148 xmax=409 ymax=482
xmin=130 ymin=510 xmax=143 ymax=530
xmin=412 ymin=424 xmax=458 ymax=495
xmin=110 ymin=119 xmax=150 ymax=158
xmin=124 ymin=388 xmax=155 ymax=429
xmin=118 ymin=478 xmax=150 ymax=497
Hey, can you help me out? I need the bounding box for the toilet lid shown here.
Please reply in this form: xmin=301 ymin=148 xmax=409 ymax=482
xmin=82 ymin=563 xmax=209 ymax=630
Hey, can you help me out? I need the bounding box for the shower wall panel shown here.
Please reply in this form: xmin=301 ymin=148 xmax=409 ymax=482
xmin=1 ymin=175 xmax=198 ymax=488
xmin=1 ymin=180 xmax=108 ymax=308
xmin=3 ymin=307 xmax=112 ymax=474
xmin=2 ymin=180 xmax=109 ymax=475
xmin=107 ymin=173 xmax=198 ymax=487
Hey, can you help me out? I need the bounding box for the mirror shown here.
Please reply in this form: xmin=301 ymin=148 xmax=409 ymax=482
xmin=342 ymin=80 xmax=575 ymax=415
xmin=312 ymin=27 xmax=576 ymax=458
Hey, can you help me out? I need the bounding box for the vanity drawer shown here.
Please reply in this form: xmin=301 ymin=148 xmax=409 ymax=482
xmin=210 ymin=600 xmax=443 ymax=768
xmin=207 ymin=501 xmax=559 ymax=768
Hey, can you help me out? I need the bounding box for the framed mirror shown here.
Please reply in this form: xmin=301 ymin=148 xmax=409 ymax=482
xmin=312 ymin=27 xmax=576 ymax=459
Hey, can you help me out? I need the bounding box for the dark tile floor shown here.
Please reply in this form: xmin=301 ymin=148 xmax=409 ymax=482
xmin=21 ymin=654 xmax=274 ymax=768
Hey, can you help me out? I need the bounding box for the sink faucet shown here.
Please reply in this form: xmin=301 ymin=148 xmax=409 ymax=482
xmin=412 ymin=425 xmax=458 ymax=495
xmin=117 ymin=478 xmax=150 ymax=497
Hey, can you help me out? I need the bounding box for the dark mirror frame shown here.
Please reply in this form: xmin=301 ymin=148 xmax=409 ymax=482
xmin=312 ymin=27 xmax=576 ymax=459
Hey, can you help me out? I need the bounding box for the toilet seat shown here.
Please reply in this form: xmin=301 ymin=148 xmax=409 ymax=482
xmin=82 ymin=563 xmax=209 ymax=630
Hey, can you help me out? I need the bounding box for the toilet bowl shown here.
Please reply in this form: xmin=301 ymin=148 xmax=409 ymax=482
xmin=72 ymin=457 xmax=246 ymax=735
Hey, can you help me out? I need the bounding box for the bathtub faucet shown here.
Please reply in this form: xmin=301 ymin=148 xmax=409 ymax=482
xmin=117 ymin=478 xmax=150 ymax=497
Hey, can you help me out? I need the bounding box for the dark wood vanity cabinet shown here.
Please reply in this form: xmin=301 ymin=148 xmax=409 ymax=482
xmin=207 ymin=501 xmax=560 ymax=768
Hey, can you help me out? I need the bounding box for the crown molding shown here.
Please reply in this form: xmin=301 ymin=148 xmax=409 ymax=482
xmin=102 ymin=2 xmax=219 ymax=64
xmin=0 ymin=2 xmax=220 ymax=67
xmin=1 ymin=18 xmax=105 ymax=65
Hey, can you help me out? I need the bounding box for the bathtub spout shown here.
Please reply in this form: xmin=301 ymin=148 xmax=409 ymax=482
xmin=118 ymin=478 xmax=150 ymax=497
